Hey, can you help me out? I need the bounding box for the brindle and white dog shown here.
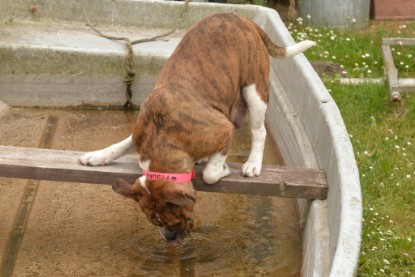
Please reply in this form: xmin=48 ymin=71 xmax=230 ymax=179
xmin=79 ymin=13 xmax=315 ymax=247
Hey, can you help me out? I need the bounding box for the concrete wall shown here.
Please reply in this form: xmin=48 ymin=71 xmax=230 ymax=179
xmin=0 ymin=0 xmax=14 ymax=23
xmin=255 ymin=7 xmax=362 ymax=276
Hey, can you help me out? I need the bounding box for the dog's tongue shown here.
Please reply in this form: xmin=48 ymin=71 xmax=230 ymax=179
xmin=168 ymin=240 xmax=181 ymax=248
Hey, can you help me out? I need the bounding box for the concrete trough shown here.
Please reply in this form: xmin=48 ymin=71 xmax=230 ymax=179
xmin=0 ymin=0 xmax=362 ymax=276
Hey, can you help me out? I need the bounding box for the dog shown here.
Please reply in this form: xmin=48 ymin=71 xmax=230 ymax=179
xmin=79 ymin=13 xmax=315 ymax=247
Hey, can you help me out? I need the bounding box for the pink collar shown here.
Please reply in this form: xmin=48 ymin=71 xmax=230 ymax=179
xmin=142 ymin=169 xmax=196 ymax=183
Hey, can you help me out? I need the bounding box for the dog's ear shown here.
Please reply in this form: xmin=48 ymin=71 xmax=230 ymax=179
xmin=112 ymin=177 xmax=149 ymax=198
xmin=113 ymin=178 xmax=158 ymax=224
xmin=162 ymin=183 xmax=196 ymax=207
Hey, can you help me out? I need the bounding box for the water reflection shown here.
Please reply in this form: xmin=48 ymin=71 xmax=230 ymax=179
xmin=0 ymin=109 xmax=301 ymax=276
xmin=112 ymin=194 xmax=300 ymax=276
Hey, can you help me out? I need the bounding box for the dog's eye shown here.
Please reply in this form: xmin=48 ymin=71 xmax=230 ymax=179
xmin=166 ymin=202 xmax=180 ymax=213
xmin=151 ymin=214 xmax=163 ymax=227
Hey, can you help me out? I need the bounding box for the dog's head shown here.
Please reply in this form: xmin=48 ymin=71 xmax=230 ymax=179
xmin=113 ymin=177 xmax=196 ymax=247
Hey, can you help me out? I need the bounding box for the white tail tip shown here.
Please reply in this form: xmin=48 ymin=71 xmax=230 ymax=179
xmin=285 ymin=40 xmax=316 ymax=57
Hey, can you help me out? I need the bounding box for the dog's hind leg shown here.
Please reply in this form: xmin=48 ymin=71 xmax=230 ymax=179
xmin=79 ymin=135 xmax=135 ymax=166
xmin=241 ymin=84 xmax=267 ymax=177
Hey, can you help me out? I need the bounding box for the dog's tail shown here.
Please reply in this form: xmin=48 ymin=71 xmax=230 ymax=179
xmin=255 ymin=25 xmax=316 ymax=58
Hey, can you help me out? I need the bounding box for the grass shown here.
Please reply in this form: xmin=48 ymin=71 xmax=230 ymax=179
xmin=286 ymin=20 xmax=415 ymax=276
xmin=288 ymin=18 xmax=415 ymax=78
xmin=326 ymin=83 xmax=415 ymax=276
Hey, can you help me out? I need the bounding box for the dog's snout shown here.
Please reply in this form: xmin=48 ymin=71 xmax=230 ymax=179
xmin=187 ymin=219 xmax=194 ymax=230
xmin=164 ymin=230 xmax=178 ymax=241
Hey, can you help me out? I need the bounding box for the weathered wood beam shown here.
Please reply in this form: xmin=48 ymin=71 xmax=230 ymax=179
xmin=381 ymin=44 xmax=401 ymax=101
xmin=382 ymin=38 xmax=415 ymax=101
xmin=0 ymin=145 xmax=327 ymax=199
xmin=382 ymin=37 xmax=415 ymax=46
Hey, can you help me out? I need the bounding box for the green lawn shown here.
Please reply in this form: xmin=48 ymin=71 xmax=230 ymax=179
xmin=288 ymin=20 xmax=415 ymax=276
xmin=289 ymin=19 xmax=415 ymax=78
xmin=326 ymin=83 xmax=414 ymax=276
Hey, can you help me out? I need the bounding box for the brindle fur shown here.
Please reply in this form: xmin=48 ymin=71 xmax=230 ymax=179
xmin=112 ymin=13 xmax=301 ymax=243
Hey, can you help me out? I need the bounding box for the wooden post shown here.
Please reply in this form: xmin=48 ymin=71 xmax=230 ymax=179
xmin=0 ymin=145 xmax=328 ymax=199
xmin=382 ymin=38 xmax=415 ymax=102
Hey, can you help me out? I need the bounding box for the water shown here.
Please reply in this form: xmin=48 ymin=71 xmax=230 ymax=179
xmin=0 ymin=108 xmax=301 ymax=276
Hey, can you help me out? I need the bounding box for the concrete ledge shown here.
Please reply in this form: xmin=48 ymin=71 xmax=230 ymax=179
xmin=0 ymin=19 xmax=181 ymax=107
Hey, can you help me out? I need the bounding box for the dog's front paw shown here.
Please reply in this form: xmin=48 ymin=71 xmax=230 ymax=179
xmin=79 ymin=150 xmax=113 ymax=166
xmin=242 ymin=161 xmax=262 ymax=177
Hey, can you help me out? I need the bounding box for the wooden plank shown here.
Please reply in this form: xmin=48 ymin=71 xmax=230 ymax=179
xmin=382 ymin=37 xmax=415 ymax=46
xmin=382 ymin=39 xmax=415 ymax=101
xmin=381 ymin=44 xmax=401 ymax=101
xmin=0 ymin=145 xmax=327 ymax=199
xmin=397 ymin=78 xmax=415 ymax=92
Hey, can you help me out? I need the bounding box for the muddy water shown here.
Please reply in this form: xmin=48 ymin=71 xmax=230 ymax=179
xmin=0 ymin=108 xmax=301 ymax=277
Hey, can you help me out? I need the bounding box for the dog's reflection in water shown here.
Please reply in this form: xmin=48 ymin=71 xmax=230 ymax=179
xmin=114 ymin=225 xmax=223 ymax=272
